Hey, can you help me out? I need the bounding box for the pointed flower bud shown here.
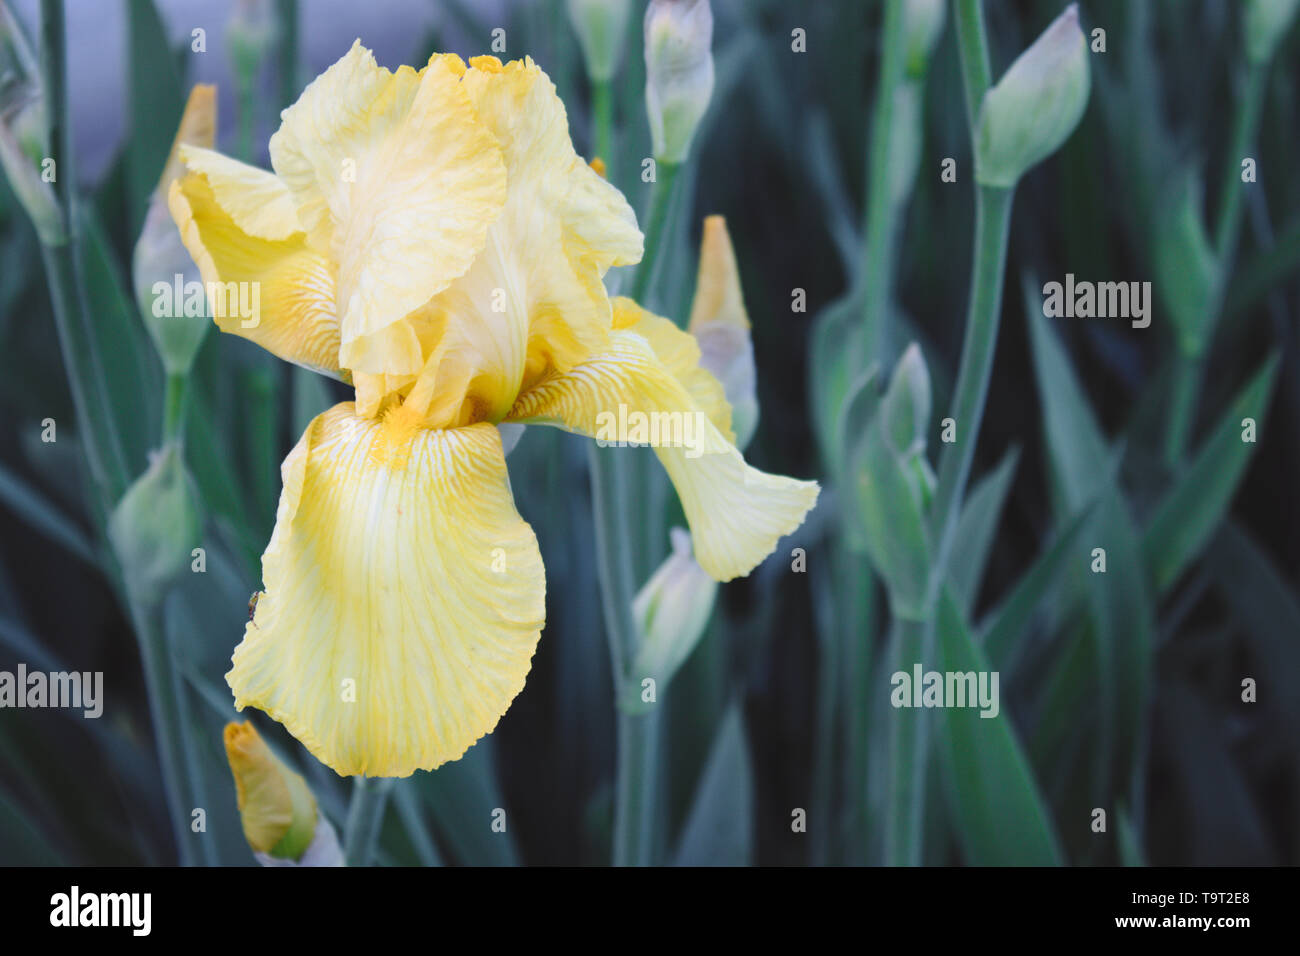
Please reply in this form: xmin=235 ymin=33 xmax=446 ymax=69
xmin=107 ymin=443 xmax=203 ymax=607
xmin=1245 ymin=0 xmax=1300 ymax=64
xmin=622 ymin=528 xmax=718 ymax=714
xmin=846 ymin=349 xmax=936 ymax=618
xmin=902 ymin=0 xmax=946 ymax=77
xmin=888 ymin=83 xmax=924 ymax=208
xmin=689 ymin=216 xmax=758 ymax=448
xmin=1153 ymin=169 xmax=1219 ymax=358
xmin=0 ymin=4 xmax=62 ymax=244
xmin=227 ymin=0 xmax=278 ymax=83
xmin=224 ymin=722 xmax=342 ymax=866
xmin=975 ymin=4 xmax=1090 ymax=189
xmin=567 ymin=0 xmax=633 ymax=82
xmin=133 ymin=85 xmax=215 ymax=374
xmin=644 ymin=0 xmax=714 ymax=164
xmin=879 ymin=343 xmax=931 ymax=459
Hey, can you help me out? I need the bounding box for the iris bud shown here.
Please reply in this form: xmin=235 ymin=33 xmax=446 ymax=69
xmin=622 ymin=528 xmax=718 ymax=714
xmin=689 ymin=216 xmax=758 ymax=449
xmin=133 ymin=85 xmax=215 ymax=375
xmin=108 ymin=443 xmax=203 ymax=608
xmin=0 ymin=4 xmax=62 ymax=244
xmin=975 ymin=4 xmax=1090 ymax=189
xmin=224 ymin=722 xmax=342 ymax=866
xmin=902 ymin=0 xmax=946 ymax=77
xmin=567 ymin=0 xmax=633 ymax=82
xmin=644 ymin=0 xmax=714 ymax=164
xmin=1245 ymin=0 xmax=1299 ymax=64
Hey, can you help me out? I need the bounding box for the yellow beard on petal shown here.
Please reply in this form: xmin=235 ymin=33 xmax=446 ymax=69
xmin=375 ymin=401 xmax=427 ymax=469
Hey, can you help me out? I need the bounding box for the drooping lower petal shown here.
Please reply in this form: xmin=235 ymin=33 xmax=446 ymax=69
xmin=507 ymin=330 xmax=817 ymax=581
xmin=227 ymin=403 xmax=546 ymax=777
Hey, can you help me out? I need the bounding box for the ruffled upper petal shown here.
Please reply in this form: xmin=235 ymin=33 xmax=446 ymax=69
xmin=268 ymin=44 xmax=508 ymax=378
xmin=168 ymin=172 xmax=344 ymax=378
xmin=400 ymin=56 xmax=642 ymax=429
xmin=507 ymin=329 xmax=817 ymax=581
xmin=227 ymin=403 xmax=546 ymax=777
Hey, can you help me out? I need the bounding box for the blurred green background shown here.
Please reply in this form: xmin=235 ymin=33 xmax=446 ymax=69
xmin=0 ymin=0 xmax=1296 ymax=865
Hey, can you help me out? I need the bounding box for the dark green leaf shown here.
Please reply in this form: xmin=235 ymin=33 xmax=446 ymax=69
xmin=673 ymin=704 xmax=753 ymax=866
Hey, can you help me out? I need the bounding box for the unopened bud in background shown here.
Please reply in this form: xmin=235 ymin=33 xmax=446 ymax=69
xmin=1153 ymin=169 xmax=1219 ymax=358
xmin=888 ymin=83 xmax=923 ymax=208
xmin=133 ymin=85 xmax=215 ymax=375
xmin=224 ymin=722 xmax=342 ymax=866
xmin=901 ymin=0 xmax=946 ymax=77
xmin=846 ymin=347 xmax=937 ymax=619
xmin=879 ymin=343 xmax=931 ymax=459
xmin=975 ymin=4 xmax=1090 ymax=189
xmin=108 ymin=443 xmax=203 ymax=607
xmin=689 ymin=216 xmax=758 ymax=449
xmin=622 ymin=528 xmax=718 ymax=714
xmin=567 ymin=0 xmax=633 ymax=82
xmin=1244 ymin=0 xmax=1300 ymax=64
xmin=227 ymin=0 xmax=278 ymax=84
xmin=0 ymin=3 xmax=62 ymax=244
xmin=644 ymin=0 xmax=714 ymax=164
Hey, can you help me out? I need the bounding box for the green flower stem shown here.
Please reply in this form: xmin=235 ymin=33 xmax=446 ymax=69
xmin=929 ymin=0 xmax=1009 ymax=549
xmin=596 ymin=159 xmax=684 ymax=866
xmin=884 ymin=614 xmax=930 ymax=866
xmin=276 ymin=0 xmax=299 ymax=109
xmin=236 ymin=79 xmax=255 ymax=165
xmin=1213 ymin=63 xmax=1266 ymax=262
xmin=343 ymin=775 xmax=394 ymax=866
xmin=41 ymin=0 xmax=213 ymax=869
xmin=859 ymin=0 xmax=906 ymax=359
xmin=929 ymin=185 xmax=1014 ymax=551
xmin=39 ymin=241 xmax=130 ymax=502
xmin=1163 ymin=353 xmax=1200 ymax=467
xmin=883 ymin=7 xmax=1008 ymax=866
xmin=592 ymin=77 xmax=614 ymax=168
xmin=162 ymin=372 xmax=186 ymax=444
xmin=952 ymin=0 xmax=993 ymax=132
xmin=1165 ymin=61 xmax=1266 ymax=466
xmin=589 ymin=445 xmax=635 ymax=682
xmin=613 ymin=708 xmax=661 ymax=866
xmin=245 ymin=367 xmax=280 ymax=526
xmin=126 ymin=602 xmax=215 ymax=865
xmin=628 ymin=160 xmax=681 ymax=306
xmin=38 ymin=0 xmax=128 ymax=503
xmin=837 ymin=541 xmax=875 ymax=864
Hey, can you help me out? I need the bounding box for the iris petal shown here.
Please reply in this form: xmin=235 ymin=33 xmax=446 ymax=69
xmin=611 ymin=296 xmax=733 ymax=441
xmin=227 ymin=403 xmax=546 ymax=777
xmin=402 ymin=57 xmax=642 ymax=427
xmin=507 ymin=329 xmax=817 ymax=581
xmin=168 ymin=173 xmax=344 ymax=378
xmin=269 ymin=43 xmax=508 ymax=378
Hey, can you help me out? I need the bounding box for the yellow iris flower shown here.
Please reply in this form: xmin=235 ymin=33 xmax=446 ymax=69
xmin=169 ymin=43 xmax=818 ymax=778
